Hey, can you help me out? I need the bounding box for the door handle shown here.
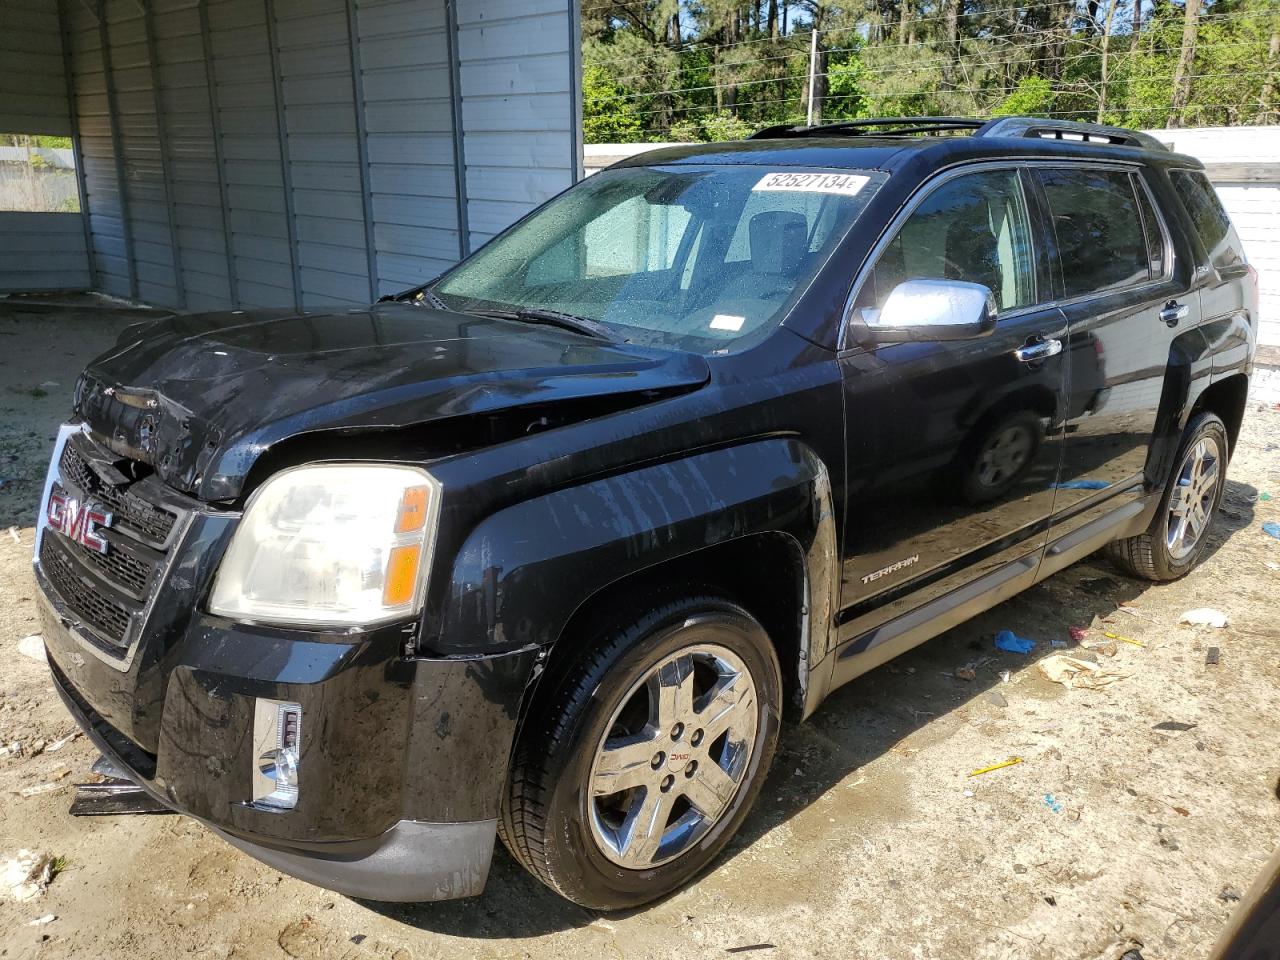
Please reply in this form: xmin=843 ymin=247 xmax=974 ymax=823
xmin=1160 ymin=301 xmax=1189 ymax=327
xmin=1014 ymin=338 xmax=1063 ymax=363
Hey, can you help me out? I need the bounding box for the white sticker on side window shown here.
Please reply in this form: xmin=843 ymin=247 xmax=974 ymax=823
xmin=752 ymin=171 xmax=869 ymax=196
xmin=710 ymin=314 xmax=745 ymax=332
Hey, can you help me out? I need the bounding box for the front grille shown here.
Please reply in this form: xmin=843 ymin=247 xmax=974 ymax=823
xmin=59 ymin=441 xmax=176 ymax=546
xmin=41 ymin=537 xmax=133 ymax=645
xmin=40 ymin=431 xmax=189 ymax=653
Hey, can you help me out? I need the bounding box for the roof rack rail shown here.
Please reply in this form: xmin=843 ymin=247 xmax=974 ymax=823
xmin=975 ymin=117 xmax=1169 ymax=152
xmin=749 ymin=117 xmax=985 ymax=140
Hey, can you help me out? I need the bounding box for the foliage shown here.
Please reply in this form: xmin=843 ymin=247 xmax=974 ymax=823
xmin=581 ymin=0 xmax=1280 ymax=142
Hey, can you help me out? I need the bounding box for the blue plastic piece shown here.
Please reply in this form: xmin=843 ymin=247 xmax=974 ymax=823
xmin=994 ymin=630 xmax=1036 ymax=654
xmin=1043 ymin=793 xmax=1063 ymax=814
xmin=1263 ymin=521 xmax=1280 ymax=541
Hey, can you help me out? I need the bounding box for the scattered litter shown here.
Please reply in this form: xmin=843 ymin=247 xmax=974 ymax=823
xmin=1069 ymin=626 xmax=1089 ymax=644
xmin=953 ymin=666 xmax=977 ymax=681
xmin=969 ymin=757 xmax=1022 ymax=778
xmin=1043 ymin=793 xmax=1064 ymax=813
xmin=999 ymin=669 xmax=1011 ymax=683
xmin=994 ymin=630 xmax=1036 ymax=654
xmin=7 ymin=526 xmax=19 ymax=544
xmin=26 ymin=914 xmax=55 ymax=926
xmin=18 ymin=782 xmax=64 ymax=799
xmin=985 ymin=690 xmax=1008 ymax=707
xmin=1262 ymin=492 xmax=1273 ymax=502
xmin=1089 ymin=640 xmax=1119 ymax=658
xmin=1050 ymin=638 xmax=1069 ymax=649
xmin=1 ymin=742 xmax=23 ymax=759
xmin=44 ymin=731 xmax=80 ymax=753
xmin=17 ymin=635 xmax=46 ymax=663
xmin=1153 ymin=721 xmax=1197 ymax=732
xmin=1206 ymin=647 xmax=1221 ymax=667
xmin=1219 ymin=887 xmax=1243 ymax=902
xmin=1103 ymin=631 xmax=1145 ymax=648
xmin=1263 ymin=521 xmax=1280 ymax=541
xmin=1044 ymin=895 xmax=1057 ymax=906
xmin=725 ymin=945 xmax=776 ymax=954
xmin=2 ymin=850 xmax=55 ymax=902
xmin=1180 ymin=608 xmax=1229 ymax=628
xmin=1037 ymin=654 xmax=1129 ymax=690
xmin=963 ymin=789 xmax=974 ymax=798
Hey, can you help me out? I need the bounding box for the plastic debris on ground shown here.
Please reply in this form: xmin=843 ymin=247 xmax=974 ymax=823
xmin=994 ymin=630 xmax=1036 ymax=654
xmin=1037 ymin=654 xmax=1129 ymax=690
xmin=1179 ymin=607 xmax=1229 ymax=628
xmin=2 ymin=850 xmax=55 ymax=902
xmin=1206 ymin=646 xmax=1221 ymax=666
xmin=1263 ymin=521 xmax=1280 ymax=540
xmin=1043 ymin=793 xmax=1064 ymax=813
xmin=16 ymin=635 xmax=46 ymax=663
xmin=1089 ymin=640 xmax=1119 ymax=657
xmin=1103 ymin=631 xmax=1145 ymax=648
xmin=968 ymin=757 xmax=1022 ymax=777
xmin=27 ymin=914 xmax=55 ymax=926
xmin=1069 ymin=626 xmax=1089 ymax=644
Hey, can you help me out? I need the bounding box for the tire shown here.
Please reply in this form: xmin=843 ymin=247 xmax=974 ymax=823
xmin=1106 ymin=411 xmax=1229 ymax=581
xmin=959 ymin=410 xmax=1045 ymax=504
xmin=498 ymin=594 xmax=783 ymax=910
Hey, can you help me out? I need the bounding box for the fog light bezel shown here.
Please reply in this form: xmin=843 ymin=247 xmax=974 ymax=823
xmin=251 ymin=698 xmax=302 ymax=811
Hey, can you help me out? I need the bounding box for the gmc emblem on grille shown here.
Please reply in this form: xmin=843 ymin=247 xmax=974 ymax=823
xmin=47 ymin=492 xmax=112 ymax=555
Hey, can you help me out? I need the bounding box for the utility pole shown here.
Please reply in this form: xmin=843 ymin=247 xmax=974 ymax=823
xmin=806 ymin=28 xmax=819 ymax=126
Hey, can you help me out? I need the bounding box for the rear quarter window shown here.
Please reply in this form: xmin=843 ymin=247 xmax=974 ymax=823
xmin=1170 ymin=170 xmax=1243 ymax=268
xmin=1038 ymin=168 xmax=1152 ymax=299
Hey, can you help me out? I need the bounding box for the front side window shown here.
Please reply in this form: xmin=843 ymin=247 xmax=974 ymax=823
xmin=855 ymin=169 xmax=1036 ymax=323
xmin=435 ymin=165 xmax=883 ymax=352
xmin=1039 ymin=168 xmax=1150 ymax=298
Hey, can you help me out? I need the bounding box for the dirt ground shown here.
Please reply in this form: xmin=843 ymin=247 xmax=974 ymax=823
xmin=2 ymin=297 xmax=1280 ymax=960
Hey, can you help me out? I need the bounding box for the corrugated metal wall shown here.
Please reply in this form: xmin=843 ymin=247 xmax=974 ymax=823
xmin=0 ymin=0 xmax=91 ymax=292
xmin=3 ymin=0 xmax=579 ymax=306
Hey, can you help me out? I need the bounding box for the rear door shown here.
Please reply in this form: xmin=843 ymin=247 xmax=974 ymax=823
xmin=835 ymin=164 xmax=1068 ymax=649
xmin=1036 ymin=164 xmax=1201 ymax=540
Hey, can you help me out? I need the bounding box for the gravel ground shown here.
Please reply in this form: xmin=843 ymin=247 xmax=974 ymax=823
xmin=2 ymin=299 xmax=1279 ymax=960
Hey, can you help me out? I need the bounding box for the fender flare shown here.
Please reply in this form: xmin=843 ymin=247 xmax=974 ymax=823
xmin=432 ymin=438 xmax=838 ymax=706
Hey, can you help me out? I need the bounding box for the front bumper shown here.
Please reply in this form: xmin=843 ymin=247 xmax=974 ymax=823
xmin=39 ymin=565 xmax=539 ymax=901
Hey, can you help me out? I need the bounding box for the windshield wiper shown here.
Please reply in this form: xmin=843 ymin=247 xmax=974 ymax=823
xmin=477 ymin=307 xmax=622 ymax=343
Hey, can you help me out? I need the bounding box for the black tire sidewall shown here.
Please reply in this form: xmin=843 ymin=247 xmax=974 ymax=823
xmin=1151 ymin=412 xmax=1229 ymax=578
xmin=540 ymin=605 xmax=782 ymax=911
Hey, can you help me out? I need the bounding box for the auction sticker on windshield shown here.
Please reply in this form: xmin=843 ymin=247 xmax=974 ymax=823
xmin=753 ymin=172 xmax=869 ymax=196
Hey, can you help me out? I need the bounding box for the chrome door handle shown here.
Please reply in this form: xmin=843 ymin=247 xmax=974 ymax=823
xmin=1160 ymin=301 xmax=1189 ymax=326
xmin=1014 ymin=338 xmax=1063 ymax=363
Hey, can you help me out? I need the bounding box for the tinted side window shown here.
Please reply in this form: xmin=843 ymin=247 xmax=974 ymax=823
xmin=858 ymin=169 xmax=1036 ymax=317
xmin=1170 ymin=170 xmax=1240 ymax=266
xmin=1039 ymin=168 xmax=1150 ymax=298
xmin=1134 ymin=176 xmax=1167 ymax=278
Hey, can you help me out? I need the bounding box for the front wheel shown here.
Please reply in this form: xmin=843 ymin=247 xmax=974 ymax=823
xmin=499 ymin=595 xmax=782 ymax=910
xmin=1106 ymin=411 xmax=1229 ymax=581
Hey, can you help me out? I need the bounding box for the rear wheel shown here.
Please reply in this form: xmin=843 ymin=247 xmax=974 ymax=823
xmin=1106 ymin=411 xmax=1228 ymax=581
xmin=499 ymin=595 xmax=782 ymax=910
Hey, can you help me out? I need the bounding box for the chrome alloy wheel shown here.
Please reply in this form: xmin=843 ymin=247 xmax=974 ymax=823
xmin=1166 ymin=435 xmax=1222 ymax=560
xmin=587 ymin=644 xmax=758 ymax=870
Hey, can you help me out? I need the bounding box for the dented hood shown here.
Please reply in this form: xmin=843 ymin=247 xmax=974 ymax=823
xmin=76 ymin=304 xmax=710 ymax=502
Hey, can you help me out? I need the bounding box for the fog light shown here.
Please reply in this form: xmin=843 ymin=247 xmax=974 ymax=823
xmin=251 ymin=699 xmax=301 ymax=811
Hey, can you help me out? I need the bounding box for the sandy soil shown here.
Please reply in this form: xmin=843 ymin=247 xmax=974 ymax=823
xmin=2 ymin=299 xmax=1280 ymax=960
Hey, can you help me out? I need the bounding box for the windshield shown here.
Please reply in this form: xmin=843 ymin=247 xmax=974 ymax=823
xmin=433 ymin=164 xmax=884 ymax=352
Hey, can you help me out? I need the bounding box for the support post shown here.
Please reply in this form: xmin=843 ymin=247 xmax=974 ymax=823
xmin=344 ymin=0 xmax=379 ymax=302
xmin=58 ymin=0 xmax=96 ymax=291
xmin=198 ymin=0 xmax=239 ymax=307
xmin=264 ymin=0 xmax=303 ymax=310
xmin=143 ymin=0 xmax=186 ymax=309
xmin=444 ymin=0 xmax=470 ymax=260
xmin=98 ymin=0 xmax=140 ymax=301
xmin=806 ymin=28 xmax=819 ymax=127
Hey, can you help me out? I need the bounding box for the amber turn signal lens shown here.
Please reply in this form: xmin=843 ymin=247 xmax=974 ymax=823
xmin=383 ymin=544 xmax=422 ymax=606
xmin=395 ymin=485 xmax=431 ymax=533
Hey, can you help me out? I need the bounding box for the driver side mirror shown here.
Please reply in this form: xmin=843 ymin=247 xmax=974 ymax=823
xmin=859 ymin=278 xmax=998 ymax=344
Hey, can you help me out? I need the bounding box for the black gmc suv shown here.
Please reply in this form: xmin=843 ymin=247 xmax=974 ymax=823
xmin=33 ymin=117 xmax=1258 ymax=910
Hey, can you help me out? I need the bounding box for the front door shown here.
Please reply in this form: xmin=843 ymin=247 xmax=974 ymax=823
xmin=836 ymin=165 xmax=1069 ymax=650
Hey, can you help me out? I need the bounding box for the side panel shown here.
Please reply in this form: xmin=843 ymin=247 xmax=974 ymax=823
xmin=433 ymin=438 xmax=837 ymax=673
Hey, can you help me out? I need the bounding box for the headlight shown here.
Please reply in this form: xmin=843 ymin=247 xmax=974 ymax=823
xmin=209 ymin=463 xmax=441 ymax=627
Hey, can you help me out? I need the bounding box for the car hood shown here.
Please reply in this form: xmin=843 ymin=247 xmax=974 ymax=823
xmin=76 ymin=304 xmax=710 ymax=502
